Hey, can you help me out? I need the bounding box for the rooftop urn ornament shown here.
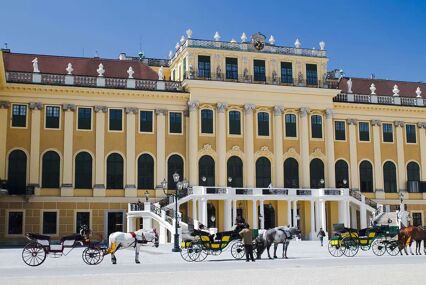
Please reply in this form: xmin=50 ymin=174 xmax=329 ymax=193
xmin=96 ymin=63 xmax=105 ymax=77
xmin=294 ymin=38 xmax=301 ymax=48
xmin=370 ymin=83 xmax=376 ymax=95
xmin=319 ymin=40 xmax=325 ymax=50
xmin=269 ymin=35 xmax=275 ymax=45
xmin=180 ymin=35 xmax=185 ymax=44
xmin=158 ymin=66 xmax=164 ymax=80
xmin=186 ymin=29 xmax=192 ymax=39
xmin=32 ymin=57 xmax=40 ymax=73
xmin=393 ymin=84 xmax=400 ymax=97
xmin=214 ymin=31 xmax=221 ymax=41
xmin=168 ymin=50 xmax=173 ymax=59
xmin=241 ymin=32 xmax=247 ymax=43
xmin=416 ymin=87 xmax=422 ymax=98
xmin=66 ymin=63 xmax=73 ymax=75
xmin=230 ymin=38 xmax=237 ymax=43
xmin=347 ymin=78 xmax=353 ymax=93
xmin=175 ymin=42 xmax=180 ymax=50
xmin=127 ymin=66 xmax=134 ymax=79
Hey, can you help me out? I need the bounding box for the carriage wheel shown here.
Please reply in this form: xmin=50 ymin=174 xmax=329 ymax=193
xmin=180 ymin=246 xmax=194 ymax=262
xmin=341 ymin=237 xmax=359 ymax=257
xmin=22 ymin=242 xmax=47 ymax=266
xmin=327 ymin=240 xmax=343 ymax=257
xmin=82 ymin=248 xmax=104 ymax=265
xmin=371 ymin=239 xmax=386 ymax=256
xmin=231 ymin=241 xmax=246 ymax=260
xmin=386 ymin=241 xmax=401 ymax=256
xmin=190 ymin=243 xmax=207 ymax=262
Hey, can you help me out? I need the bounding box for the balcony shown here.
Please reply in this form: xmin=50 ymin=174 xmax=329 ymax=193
xmin=334 ymin=92 xmax=425 ymax=108
xmin=5 ymin=71 xmax=184 ymax=92
xmin=185 ymin=70 xmax=338 ymax=89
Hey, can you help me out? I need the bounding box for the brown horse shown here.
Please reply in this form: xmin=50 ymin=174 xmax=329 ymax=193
xmin=398 ymin=226 xmax=426 ymax=255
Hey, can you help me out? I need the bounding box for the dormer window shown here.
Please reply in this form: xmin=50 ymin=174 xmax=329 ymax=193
xmin=253 ymin=60 xmax=266 ymax=82
xmin=306 ymin=64 xmax=318 ymax=86
xmin=226 ymin=58 xmax=238 ymax=80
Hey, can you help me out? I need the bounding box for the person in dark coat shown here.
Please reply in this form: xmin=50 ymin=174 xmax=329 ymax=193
xmin=317 ymin=228 xmax=326 ymax=246
xmin=239 ymin=224 xmax=255 ymax=262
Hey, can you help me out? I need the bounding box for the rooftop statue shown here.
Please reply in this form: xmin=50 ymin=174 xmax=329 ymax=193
xmin=347 ymin=78 xmax=353 ymax=93
xmin=97 ymin=63 xmax=105 ymax=77
xmin=158 ymin=66 xmax=164 ymax=80
xmin=32 ymin=58 xmax=40 ymax=73
xmin=127 ymin=66 xmax=134 ymax=79
xmin=66 ymin=63 xmax=73 ymax=75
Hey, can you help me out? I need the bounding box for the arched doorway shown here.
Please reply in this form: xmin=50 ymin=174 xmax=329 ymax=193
xmin=137 ymin=154 xmax=154 ymax=189
xmin=167 ymin=154 xmax=184 ymax=190
xmin=335 ymin=160 xmax=349 ymax=188
xmin=310 ymin=158 xmax=324 ymax=188
xmin=284 ymin=158 xmax=299 ymax=188
xmin=7 ymin=150 xmax=27 ymax=195
xmin=199 ymin=155 xmax=215 ymax=186
xmin=42 ymin=151 xmax=60 ymax=188
xmin=75 ymin=152 xmax=92 ymax=189
xmin=106 ymin=153 xmax=124 ymax=189
xmin=383 ymin=161 xmax=397 ymax=193
xmin=256 ymin=157 xmax=271 ymax=188
xmin=227 ymin=156 xmax=243 ymax=187
xmin=359 ymin=160 xmax=373 ymax=192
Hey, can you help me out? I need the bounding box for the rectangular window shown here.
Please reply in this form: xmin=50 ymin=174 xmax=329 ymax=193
xmin=334 ymin=121 xmax=346 ymax=141
xmin=201 ymin=109 xmax=213 ymax=134
xmin=45 ymin=106 xmax=60 ymax=129
xmin=42 ymin=211 xmax=57 ymax=235
xmin=311 ymin=115 xmax=323 ymax=139
xmin=306 ymin=64 xmax=318 ymax=85
xmin=226 ymin=57 xmax=238 ymax=80
xmin=406 ymin=124 xmax=416 ymax=143
xmin=76 ymin=212 xmax=90 ymax=233
xmin=281 ymin=62 xmax=293 ymax=84
xmin=12 ymin=104 xmax=27 ymax=127
xmin=8 ymin=211 xmax=23 ymax=235
xmin=198 ymin=55 xmax=211 ymax=78
xmin=412 ymin=213 xmax=423 ymax=227
xmin=169 ymin=112 xmax=182 ymax=134
xmin=257 ymin=112 xmax=269 ymax=136
xmin=285 ymin=114 xmax=297 ymax=137
xmin=140 ymin=111 xmax=153 ymax=133
xmin=109 ymin=109 xmax=123 ymax=131
xmin=382 ymin=123 xmax=393 ymax=142
xmin=77 ymin=107 xmax=92 ymax=130
xmin=253 ymin=60 xmax=266 ymax=82
xmin=359 ymin=122 xmax=370 ymax=141
xmin=229 ymin=111 xmax=241 ymax=135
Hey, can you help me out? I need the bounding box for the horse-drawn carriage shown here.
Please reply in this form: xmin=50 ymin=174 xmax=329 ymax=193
xmin=22 ymin=225 xmax=105 ymax=266
xmin=328 ymin=224 xmax=400 ymax=257
xmin=180 ymin=224 xmax=246 ymax=262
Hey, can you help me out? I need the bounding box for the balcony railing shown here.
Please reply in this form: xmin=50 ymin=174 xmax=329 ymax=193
xmin=185 ymin=71 xmax=338 ymax=89
xmin=334 ymin=92 xmax=425 ymax=108
xmin=5 ymin=71 xmax=184 ymax=92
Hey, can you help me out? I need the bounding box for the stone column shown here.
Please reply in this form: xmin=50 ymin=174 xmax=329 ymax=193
xmin=259 ymin=200 xmax=265 ymax=229
xmin=372 ymin=120 xmax=384 ymax=192
xmin=94 ymin=105 xmax=107 ymax=196
xmin=61 ymin=104 xmax=76 ymax=196
xmin=0 ymin=101 xmax=10 ymax=183
xmin=155 ymin=109 xmax=167 ymax=187
xmin=347 ymin=119 xmax=359 ymax=190
xmin=339 ymin=200 xmax=348 ymax=227
xmin=224 ymin=199 xmax=232 ymax=230
xmin=292 ymin=200 xmax=298 ymax=228
xmin=395 ymin=121 xmax=406 ymax=192
xmin=325 ymin=109 xmax=335 ymax=187
xmin=360 ymin=196 xmax=367 ymax=229
xmin=232 ymin=200 xmax=237 ymax=226
xmin=192 ymin=199 xmax=197 ymax=222
xmin=125 ymin=107 xmax=138 ymax=197
xmin=244 ymin=104 xmax=256 ymax=187
xmin=188 ymin=101 xmax=199 ymax=186
xmin=216 ymin=103 xmax=227 ymax=186
xmin=300 ymin=107 xmax=310 ymax=188
xmin=418 ymin=122 xmax=426 ymax=181
xmin=319 ymin=200 xmax=327 ymax=234
xmin=252 ymin=200 xmax=258 ymax=229
xmin=310 ymin=200 xmax=316 ymax=239
xmin=287 ymin=200 xmax=292 ymax=227
xmin=273 ymin=106 xmax=284 ymax=187
xmin=29 ymin=102 xmax=43 ymax=193
xmin=350 ymin=205 xmax=358 ymax=229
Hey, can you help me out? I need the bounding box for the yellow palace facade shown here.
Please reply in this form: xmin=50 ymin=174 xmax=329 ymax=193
xmin=1 ymin=31 xmax=426 ymax=244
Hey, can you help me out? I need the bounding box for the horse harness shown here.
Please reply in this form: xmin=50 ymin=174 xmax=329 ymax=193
xmin=277 ymin=228 xmax=293 ymax=240
xmin=129 ymin=232 xmax=149 ymax=247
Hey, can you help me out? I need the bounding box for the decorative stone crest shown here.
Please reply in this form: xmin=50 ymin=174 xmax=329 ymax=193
xmin=94 ymin=105 xmax=107 ymax=113
xmin=125 ymin=107 xmax=138 ymax=114
xmin=217 ymin=102 xmax=228 ymax=113
xmin=255 ymin=146 xmax=273 ymax=159
xmin=392 ymin=85 xmax=400 ymax=97
xmin=273 ymin=105 xmax=284 ymax=116
xmin=29 ymin=102 xmax=42 ymax=110
xmin=311 ymin=148 xmax=325 ymax=159
xmin=127 ymin=66 xmax=134 ymax=79
xmin=32 ymin=58 xmax=40 ymax=73
xmin=0 ymin=101 xmax=10 ymax=109
xmin=244 ymin=104 xmax=256 ymax=114
xmin=347 ymin=118 xmax=358 ymax=125
xmin=97 ymin=63 xmax=105 ymax=77
xmin=394 ymin=121 xmax=405 ymax=127
xmin=62 ymin=104 xmax=76 ymax=111
xmin=416 ymin=87 xmax=422 ymax=98
xmin=199 ymin=144 xmax=216 ymax=158
xmin=371 ymin=120 xmax=382 ymax=126
xmin=226 ymin=145 xmax=243 ymax=159
xmin=202 ymin=144 xmax=212 ymax=152
xmin=155 ymin=108 xmax=167 ymax=115
xmin=66 ymin=63 xmax=73 ymax=75
xmin=188 ymin=101 xmax=199 ymax=112
xmin=370 ymin=83 xmax=376 ymax=95
xmin=299 ymin=107 xmax=310 ymax=117
xmin=417 ymin=122 xmax=426 ymax=129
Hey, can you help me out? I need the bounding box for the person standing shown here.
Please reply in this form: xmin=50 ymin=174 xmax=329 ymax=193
xmin=239 ymin=224 xmax=255 ymax=262
xmin=317 ymin=228 xmax=326 ymax=246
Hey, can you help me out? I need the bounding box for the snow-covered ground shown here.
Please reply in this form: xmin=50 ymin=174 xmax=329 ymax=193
xmin=1 ymin=241 xmax=425 ymax=285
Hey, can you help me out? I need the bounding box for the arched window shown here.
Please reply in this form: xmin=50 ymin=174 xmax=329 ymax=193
xmin=383 ymin=161 xmax=397 ymax=193
xmin=42 ymin=151 xmax=60 ymax=188
xmin=359 ymin=160 xmax=373 ymax=192
xmin=227 ymin=156 xmax=243 ymax=187
xmin=138 ymin=154 xmax=154 ymax=189
xmin=200 ymin=109 xmax=213 ymax=134
xmin=167 ymin=155 xmax=184 ymax=190
xmin=335 ymin=160 xmax=349 ymax=188
xmin=310 ymin=158 xmax=324 ymax=188
xmin=407 ymin=161 xmax=420 ymax=193
xmin=256 ymin=157 xmax=271 ymax=188
xmin=284 ymin=158 xmax=299 ymax=188
xmin=75 ymin=152 xmax=92 ymax=189
xmin=311 ymin=115 xmax=322 ymax=138
xmin=106 ymin=153 xmax=124 ymax=189
xmin=199 ymin=155 xmax=215 ymax=186
xmin=7 ymin=150 xmax=27 ymax=195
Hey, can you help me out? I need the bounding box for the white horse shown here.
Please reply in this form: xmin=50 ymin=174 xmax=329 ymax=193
xmin=254 ymin=226 xmax=301 ymax=259
xmin=105 ymin=228 xmax=159 ymax=264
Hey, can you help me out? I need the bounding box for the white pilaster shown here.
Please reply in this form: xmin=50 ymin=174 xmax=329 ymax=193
xmin=29 ymin=102 xmax=42 ymax=192
xmin=287 ymin=200 xmax=292 ymax=227
xmin=419 ymin=123 xmax=426 ymax=181
xmin=292 ymin=200 xmax=298 ymax=228
xmin=372 ymin=120 xmax=383 ymax=192
xmin=310 ymin=200 xmax=316 ymax=239
xmin=325 ymin=109 xmax=335 ymax=187
xmin=273 ymin=106 xmax=284 ymax=187
xmin=192 ymin=199 xmax=197 ymax=222
xmin=224 ymin=199 xmax=232 ymax=230
xmin=360 ymin=196 xmax=367 ymax=229
xmin=259 ymin=200 xmax=265 ymax=229
xmin=94 ymin=105 xmax=107 ymax=196
xmin=347 ymin=119 xmax=359 ymax=190
xmin=61 ymin=104 xmax=75 ymax=196
xmin=320 ymin=200 xmax=327 ymax=233
xmin=252 ymin=200 xmax=258 ymax=229
xmin=217 ymin=103 xmax=227 ymax=186
xmin=155 ymin=109 xmax=167 ymax=186
xmin=125 ymin=107 xmax=137 ymax=196
xmin=188 ymin=101 xmax=199 ymax=186
xmin=232 ymin=200 xmax=237 ymax=226
xmin=395 ymin=121 xmax=406 ymax=192
xmin=300 ymin=108 xmax=310 ymax=187
xmin=244 ymin=104 xmax=256 ymax=187
xmin=0 ymin=101 xmax=10 ymax=182
xmin=350 ymin=205 xmax=358 ymax=229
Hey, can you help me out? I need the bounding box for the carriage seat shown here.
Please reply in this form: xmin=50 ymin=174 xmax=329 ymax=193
xmin=60 ymin=234 xmax=83 ymax=243
xmin=27 ymin=233 xmax=51 ymax=241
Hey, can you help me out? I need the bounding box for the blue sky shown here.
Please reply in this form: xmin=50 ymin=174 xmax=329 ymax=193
xmin=1 ymin=0 xmax=425 ymax=81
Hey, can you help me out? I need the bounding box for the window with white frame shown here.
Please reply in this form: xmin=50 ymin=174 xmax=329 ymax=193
xmin=12 ymin=104 xmax=27 ymax=127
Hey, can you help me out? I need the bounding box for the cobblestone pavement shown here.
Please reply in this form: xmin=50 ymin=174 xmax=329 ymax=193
xmin=1 ymin=241 xmax=425 ymax=285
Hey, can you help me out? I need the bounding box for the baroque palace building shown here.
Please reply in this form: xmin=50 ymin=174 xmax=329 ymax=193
xmin=1 ymin=31 xmax=426 ymax=244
